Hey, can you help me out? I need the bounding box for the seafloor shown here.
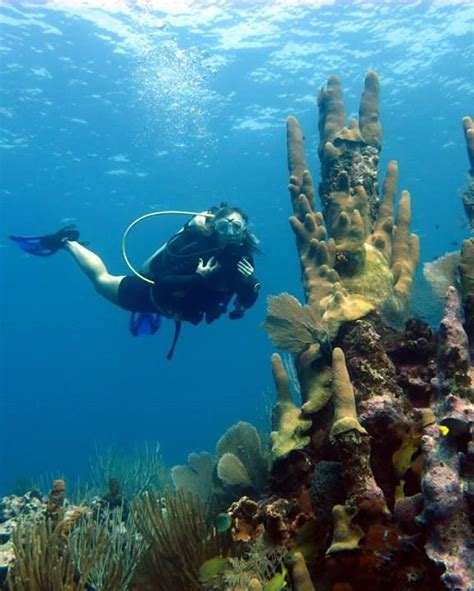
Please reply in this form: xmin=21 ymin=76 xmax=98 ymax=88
xmin=0 ymin=72 xmax=473 ymax=591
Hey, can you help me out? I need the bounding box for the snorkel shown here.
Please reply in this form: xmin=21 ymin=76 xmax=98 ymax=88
xmin=121 ymin=210 xmax=216 ymax=284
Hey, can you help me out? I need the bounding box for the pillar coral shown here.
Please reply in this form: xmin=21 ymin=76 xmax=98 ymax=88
xmin=265 ymin=72 xmax=419 ymax=462
xmin=265 ymin=73 xmax=419 ymax=458
xmin=329 ymin=348 xmax=389 ymax=520
xmin=286 ymin=72 xmax=419 ymax=336
xmin=291 ymin=552 xmax=316 ymax=591
xmin=255 ymin=73 xmax=473 ymax=591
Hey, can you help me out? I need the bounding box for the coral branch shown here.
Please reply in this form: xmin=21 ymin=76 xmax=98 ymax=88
xmin=330 ymin=348 xmax=389 ymax=519
xmin=270 ymin=353 xmax=312 ymax=459
xmin=291 ymin=551 xmax=315 ymax=591
xmin=359 ymin=70 xmax=382 ymax=148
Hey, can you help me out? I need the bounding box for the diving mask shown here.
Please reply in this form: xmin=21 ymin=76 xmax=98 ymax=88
xmin=214 ymin=213 xmax=246 ymax=241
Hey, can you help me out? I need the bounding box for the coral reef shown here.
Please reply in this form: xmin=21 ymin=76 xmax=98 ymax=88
xmin=255 ymin=72 xmax=472 ymax=590
xmin=171 ymin=421 xmax=271 ymax=513
xmin=1 ymin=480 xmax=145 ymax=591
xmin=424 ymin=115 xmax=474 ymax=351
xmin=2 ymin=72 xmax=473 ymax=591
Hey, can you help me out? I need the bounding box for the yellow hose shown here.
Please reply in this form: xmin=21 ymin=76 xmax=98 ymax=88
xmin=121 ymin=210 xmax=215 ymax=284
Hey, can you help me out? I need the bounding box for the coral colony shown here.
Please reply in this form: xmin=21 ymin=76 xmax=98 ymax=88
xmin=1 ymin=73 xmax=473 ymax=591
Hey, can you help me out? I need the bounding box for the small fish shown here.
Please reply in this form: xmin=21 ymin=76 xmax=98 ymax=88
xmin=439 ymin=425 xmax=450 ymax=437
xmin=198 ymin=556 xmax=228 ymax=583
xmin=215 ymin=512 xmax=232 ymax=532
xmin=263 ymin=565 xmax=288 ymax=591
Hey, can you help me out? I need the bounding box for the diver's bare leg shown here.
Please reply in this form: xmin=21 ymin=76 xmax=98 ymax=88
xmin=64 ymin=241 xmax=125 ymax=306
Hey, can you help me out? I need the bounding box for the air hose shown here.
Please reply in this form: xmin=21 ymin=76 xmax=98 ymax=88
xmin=121 ymin=210 xmax=215 ymax=284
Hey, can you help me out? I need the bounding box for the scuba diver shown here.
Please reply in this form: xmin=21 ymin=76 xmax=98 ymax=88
xmin=9 ymin=204 xmax=261 ymax=359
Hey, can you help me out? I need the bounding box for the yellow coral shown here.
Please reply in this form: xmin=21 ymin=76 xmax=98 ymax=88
xmin=326 ymin=505 xmax=364 ymax=555
xmin=270 ymin=354 xmax=312 ymax=460
xmin=285 ymin=73 xmax=419 ymax=337
xmin=330 ymin=348 xmax=368 ymax=441
xmin=291 ymin=552 xmax=315 ymax=591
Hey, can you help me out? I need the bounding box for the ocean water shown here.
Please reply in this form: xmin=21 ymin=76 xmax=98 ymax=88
xmin=0 ymin=0 xmax=472 ymax=496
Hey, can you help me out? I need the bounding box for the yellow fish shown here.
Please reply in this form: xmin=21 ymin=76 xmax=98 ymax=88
xmin=263 ymin=565 xmax=288 ymax=591
xmin=198 ymin=556 xmax=228 ymax=584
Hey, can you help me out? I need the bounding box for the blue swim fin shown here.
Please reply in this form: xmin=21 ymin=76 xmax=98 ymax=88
xmin=9 ymin=225 xmax=80 ymax=256
xmin=129 ymin=312 xmax=162 ymax=336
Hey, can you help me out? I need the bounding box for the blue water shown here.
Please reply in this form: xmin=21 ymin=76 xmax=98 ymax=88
xmin=0 ymin=0 xmax=472 ymax=495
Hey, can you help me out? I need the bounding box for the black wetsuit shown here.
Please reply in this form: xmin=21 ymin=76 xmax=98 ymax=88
xmin=118 ymin=226 xmax=260 ymax=324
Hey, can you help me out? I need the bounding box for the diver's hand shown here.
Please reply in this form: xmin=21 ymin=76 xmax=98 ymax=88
xmin=237 ymin=257 xmax=254 ymax=278
xmin=196 ymin=256 xmax=220 ymax=277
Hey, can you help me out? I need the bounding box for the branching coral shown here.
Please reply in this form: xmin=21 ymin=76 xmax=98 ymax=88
xmin=89 ymin=442 xmax=166 ymax=498
xmin=7 ymin=519 xmax=91 ymax=591
xmin=5 ymin=479 xmax=144 ymax=591
xmin=221 ymin=542 xmax=288 ymax=590
xmin=285 ymin=73 xmax=419 ymax=335
xmin=131 ymin=490 xmax=232 ymax=591
xmin=69 ymin=506 xmax=146 ymax=591
xmin=6 ymin=502 xmax=104 ymax=591
xmin=263 ymin=73 xmax=419 ymax=462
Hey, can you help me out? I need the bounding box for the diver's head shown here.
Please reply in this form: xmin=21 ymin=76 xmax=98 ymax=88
xmin=212 ymin=206 xmax=248 ymax=246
